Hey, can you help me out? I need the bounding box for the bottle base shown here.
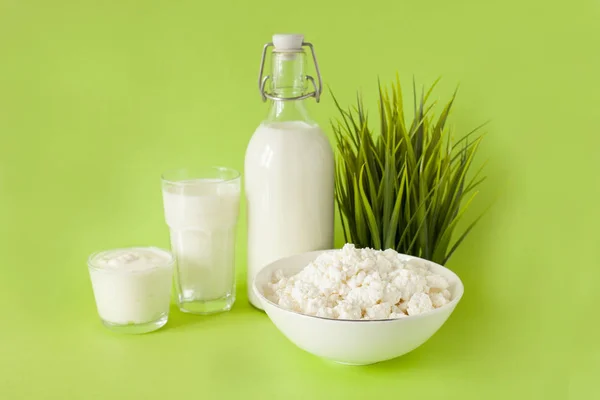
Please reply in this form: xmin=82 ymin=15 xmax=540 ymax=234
xmin=101 ymin=313 xmax=168 ymax=334
xmin=177 ymin=292 xmax=235 ymax=315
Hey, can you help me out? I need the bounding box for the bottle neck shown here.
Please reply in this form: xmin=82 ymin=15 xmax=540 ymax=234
xmin=265 ymin=51 xmax=313 ymax=124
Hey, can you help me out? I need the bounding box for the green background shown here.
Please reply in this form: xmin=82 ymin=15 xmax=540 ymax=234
xmin=0 ymin=0 xmax=597 ymax=398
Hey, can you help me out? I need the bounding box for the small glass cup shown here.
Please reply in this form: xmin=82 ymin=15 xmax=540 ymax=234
xmin=162 ymin=166 xmax=241 ymax=314
xmin=88 ymin=247 xmax=175 ymax=334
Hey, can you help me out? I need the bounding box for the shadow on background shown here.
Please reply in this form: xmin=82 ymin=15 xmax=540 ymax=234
xmin=165 ymin=304 xmax=229 ymax=331
xmin=369 ymin=132 xmax=507 ymax=371
xmin=165 ymin=292 xmax=261 ymax=332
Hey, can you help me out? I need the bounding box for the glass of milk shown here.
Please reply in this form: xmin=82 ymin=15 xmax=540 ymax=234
xmin=162 ymin=166 xmax=241 ymax=314
xmin=88 ymin=247 xmax=175 ymax=334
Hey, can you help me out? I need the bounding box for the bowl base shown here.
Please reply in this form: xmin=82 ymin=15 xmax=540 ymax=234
xmin=332 ymin=360 xmax=378 ymax=366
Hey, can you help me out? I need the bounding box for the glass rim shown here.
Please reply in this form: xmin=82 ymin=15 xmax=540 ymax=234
xmin=161 ymin=166 xmax=241 ymax=185
xmin=87 ymin=246 xmax=176 ymax=272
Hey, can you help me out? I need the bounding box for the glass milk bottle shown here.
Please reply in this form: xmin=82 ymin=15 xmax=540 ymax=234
xmin=245 ymin=34 xmax=334 ymax=309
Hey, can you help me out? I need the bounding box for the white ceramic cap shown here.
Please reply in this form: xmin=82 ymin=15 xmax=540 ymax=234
xmin=272 ymin=34 xmax=304 ymax=52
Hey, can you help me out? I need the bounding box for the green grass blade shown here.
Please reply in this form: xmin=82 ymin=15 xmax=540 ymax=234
xmin=359 ymin=165 xmax=382 ymax=249
xmin=432 ymin=191 xmax=479 ymax=263
xmin=382 ymin=145 xmax=397 ymax=245
xmin=397 ymin=181 xmax=437 ymax=252
xmin=443 ymin=209 xmax=486 ymax=264
xmin=405 ymin=199 xmax=436 ymax=257
xmin=451 ymin=121 xmax=488 ymax=152
xmin=424 ymin=76 xmax=441 ymax=103
xmin=384 ymin=167 xmax=407 ymax=249
xmin=352 ymin=172 xmax=368 ymax=245
xmin=434 ymin=87 xmax=457 ymax=134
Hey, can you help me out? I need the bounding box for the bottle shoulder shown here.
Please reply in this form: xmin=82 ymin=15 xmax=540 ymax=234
xmin=245 ymin=121 xmax=334 ymax=170
xmin=247 ymin=121 xmax=332 ymax=150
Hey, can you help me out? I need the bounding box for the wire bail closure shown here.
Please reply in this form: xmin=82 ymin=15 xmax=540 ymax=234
xmin=258 ymin=42 xmax=323 ymax=103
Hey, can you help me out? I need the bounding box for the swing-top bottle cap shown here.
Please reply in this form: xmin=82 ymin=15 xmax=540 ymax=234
xmin=259 ymin=34 xmax=322 ymax=102
xmin=272 ymin=34 xmax=304 ymax=52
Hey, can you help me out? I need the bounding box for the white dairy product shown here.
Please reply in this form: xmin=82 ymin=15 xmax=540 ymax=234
xmin=162 ymin=179 xmax=240 ymax=304
xmin=245 ymin=121 xmax=334 ymax=308
xmin=88 ymin=247 xmax=173 ymax=325
xmin=265 ymin=244 xmax=452 ymax=320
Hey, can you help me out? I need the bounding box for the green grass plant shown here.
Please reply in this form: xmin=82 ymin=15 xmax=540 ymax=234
xmin=331 ymin=75 xmax=487 ymax=264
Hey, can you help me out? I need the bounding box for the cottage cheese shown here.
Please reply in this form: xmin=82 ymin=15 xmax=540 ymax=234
xmin=266 ymin=244 xmax=452 ymax=320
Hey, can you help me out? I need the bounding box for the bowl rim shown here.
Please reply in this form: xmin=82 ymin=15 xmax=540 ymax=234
xmin=253 ymin=249 xmax=465 ymax=324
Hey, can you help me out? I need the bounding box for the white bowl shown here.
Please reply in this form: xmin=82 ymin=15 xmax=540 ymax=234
xmin=253 ymin=250 xmax=464 ymax=365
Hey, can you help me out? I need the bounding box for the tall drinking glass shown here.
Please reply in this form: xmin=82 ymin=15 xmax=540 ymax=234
xmin=161 ymin=167 xmax=240 ymax=314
